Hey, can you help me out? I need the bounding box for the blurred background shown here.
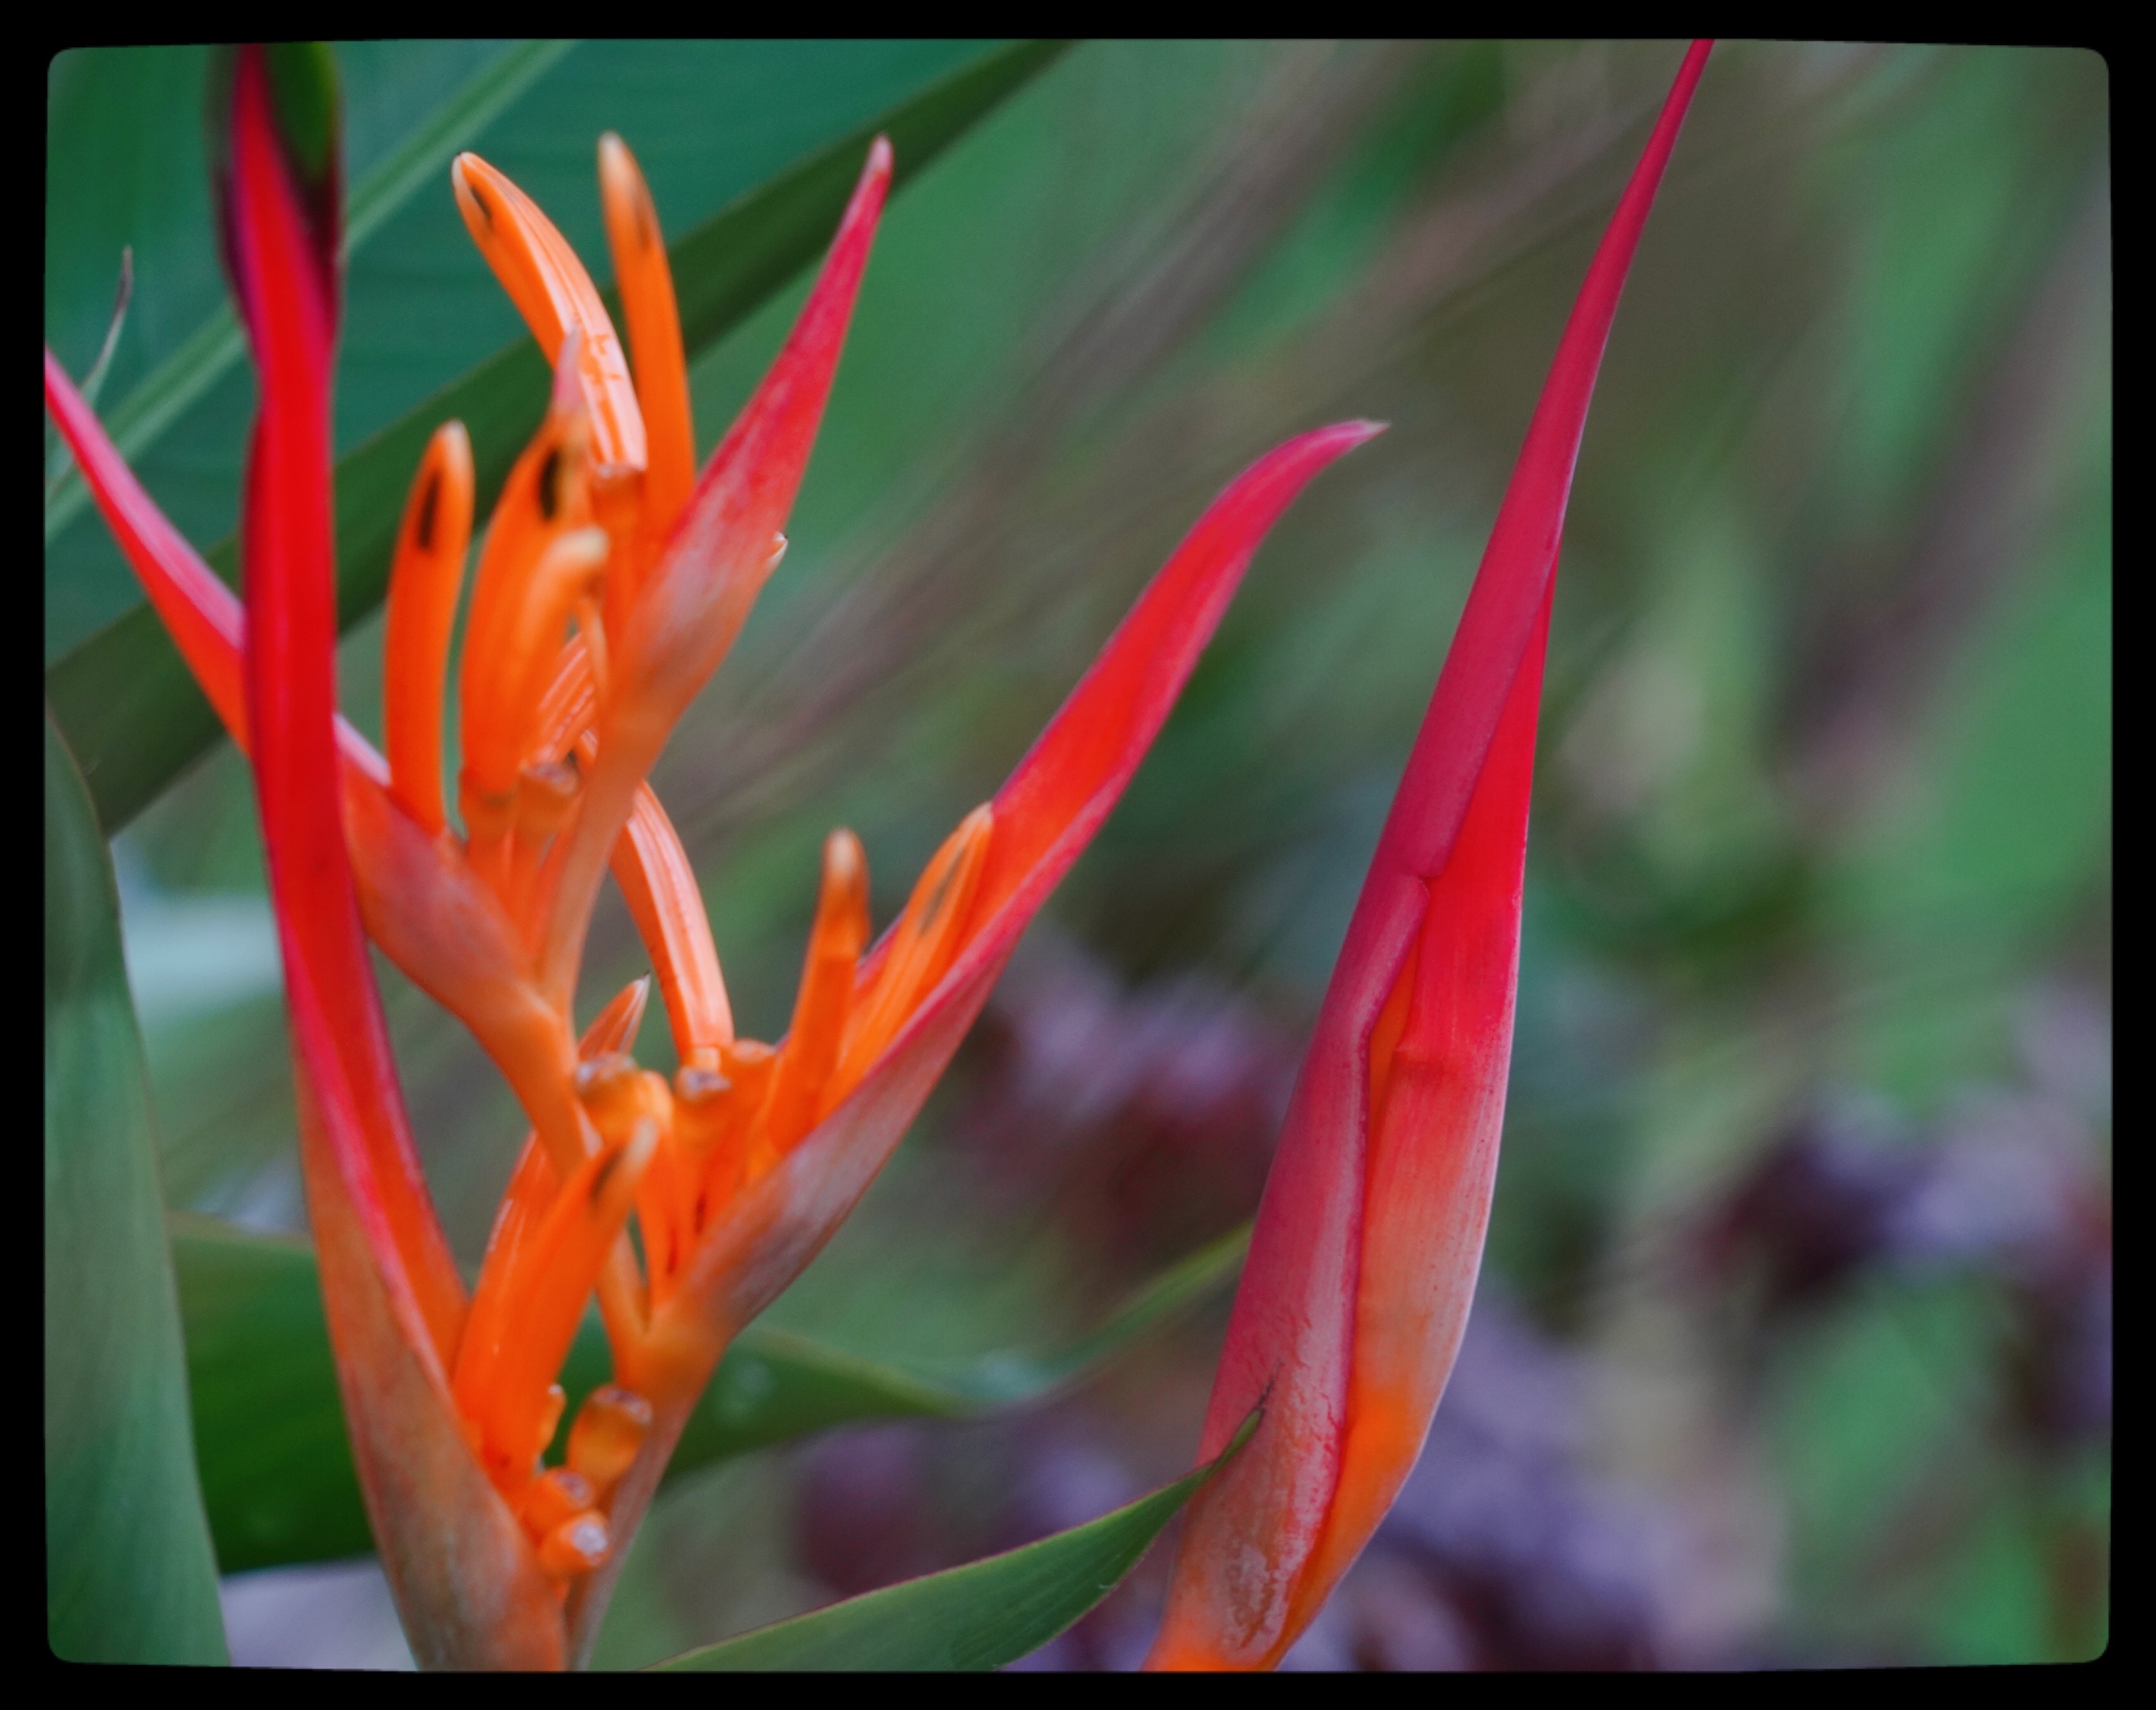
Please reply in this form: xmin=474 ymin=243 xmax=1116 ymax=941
xmin=50 ymin=40 xmax=2109 ymax=1667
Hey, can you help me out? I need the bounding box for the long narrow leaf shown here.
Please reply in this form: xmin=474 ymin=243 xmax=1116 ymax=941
xmin=651 ymin=1412 xmax=1259 ymax=1672
xmin=44 ymin=715 xmax=226 ymax=1663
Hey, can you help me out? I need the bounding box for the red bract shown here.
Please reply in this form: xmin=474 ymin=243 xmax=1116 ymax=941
xmin=46 ymin=43 xmax=1379 ymax=1669
xmin=1148 ymin=40 xmax=1713 ymax=1671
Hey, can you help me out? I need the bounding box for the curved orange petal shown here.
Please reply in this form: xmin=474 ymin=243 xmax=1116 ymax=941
xmin=598 ymin=130 xmax=696 ymax=626
xmin=452 ymin=150 xmax=646 ymax=482
xmin=611 ymin=783 xmax=733 ymax=1064
xmin=384 ymin=421 xmax=474 ymax=835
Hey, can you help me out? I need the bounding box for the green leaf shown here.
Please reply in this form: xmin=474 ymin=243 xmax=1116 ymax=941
xmin=650 ymin=1411 xmax=1258 ymax=1671
xmin=660 ymin=1222 xmax=1252 ymax=1465
xmin=44 ymin=41 xmax=575 ymax=552
xmin=173 ymin=1214 xmax=1242 ymax=1574
xmin=44 ymin=712 xmax=228 ymax=1664
xmin=171 ymin=1215 xmax=374 ymax=1573
xmin=46 ymin=40 xmax=1067 ymax=833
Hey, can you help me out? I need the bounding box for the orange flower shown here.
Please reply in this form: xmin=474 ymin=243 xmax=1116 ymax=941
xmin=45 ymin=43 xmax=1378 ymax=1668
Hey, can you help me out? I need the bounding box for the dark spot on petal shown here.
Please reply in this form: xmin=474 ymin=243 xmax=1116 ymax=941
xmin=590 ymin=1148 xmax=624 ymax=1202
xmin=537 ymin=446 xmax=563 ymax=520
xmin=415 ymin=471 xmax=440 ymax=551
xmin=693 ymin=1191 xmax=707 ymax=1233
xmin=919 ymin=859 xmax=957 ymax=929
xmin=469 ymin=183 xmax=495 ymax=227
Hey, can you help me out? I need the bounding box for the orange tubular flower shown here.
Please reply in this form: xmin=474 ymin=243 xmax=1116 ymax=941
xmin=1147 ymin=41 xmax=1712 ymax=1671
xmin=44 ymin=44 xmax=1380 ymax=1670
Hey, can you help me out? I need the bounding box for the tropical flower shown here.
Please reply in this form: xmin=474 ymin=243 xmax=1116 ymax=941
xmin=44 ymin=44 xmax=1377 ymax=1668
xmin=1146 ymin=40 xmax=1712 ymax=1670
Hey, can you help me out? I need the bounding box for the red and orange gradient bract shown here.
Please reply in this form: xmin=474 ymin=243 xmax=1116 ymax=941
xmin=45 ymin=44 xmax=1378 ymax=1669
xmin=1147 ymin=40 xmax=1713 ymax=1672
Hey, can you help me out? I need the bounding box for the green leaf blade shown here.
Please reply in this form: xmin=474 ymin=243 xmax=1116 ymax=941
xmin=44 ymin=713 xmax=228 ymax=1663
xmin=651 ymin=1412 xmax=1256 ymax=1672
xmin=172 ymin=1213 xmax=1239 ymax=1575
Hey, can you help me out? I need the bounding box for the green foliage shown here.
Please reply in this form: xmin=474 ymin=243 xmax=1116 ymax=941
xmin=652 ymin=1412 xmax=1255 ymax=1670
xmin=44 ymin=716 xmax=226 ymax=1663
xmin=174 ymin=1215 xmax=1243 ymax=1574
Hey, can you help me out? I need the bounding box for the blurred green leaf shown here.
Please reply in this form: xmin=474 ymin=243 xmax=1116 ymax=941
xmin=44 ymin=713 xmax=227 ymax=1663
xmin=173 ymin=1216 xmax=373 ymax=1573
xmin=174 ymin=1213 xmax=1241 ymax=1573
xmin=46 ymin=39 xmax=1065 ymax=834
xmin=651 ymin=1411 xmax=1257 ymax=1670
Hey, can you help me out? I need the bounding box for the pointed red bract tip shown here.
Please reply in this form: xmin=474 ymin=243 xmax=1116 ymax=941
xmin=655 ymin=416 xmax=1382 ymax=1370
xmin=1150 ymin=44 xmax=1710 ymax=1672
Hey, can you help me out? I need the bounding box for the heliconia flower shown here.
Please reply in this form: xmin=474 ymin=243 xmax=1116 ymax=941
xmin=45 ymin=43 xmax=1380 ymax=1670
xmin=1146 ymin=41 xmax=1713 ymax=1671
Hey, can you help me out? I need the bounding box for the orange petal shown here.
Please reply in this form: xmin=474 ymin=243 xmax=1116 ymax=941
xmin=611 ymin=783 xmax=733 ymax=1062
xmin=460 ymin=365 xmax=597 ymax=811
xmin=762 ymin=829 xmax=869 ymax=1152
xmin=489 ymin=526 xmax=610 ymax=788
xmin=452 ymin=150 xmax=647 ymax=481
xmin=677 ymin=1041 xmax=776 ymax=1231
xmin=530 ymin=635 xmax=600 ymax=766
xmin=598 ymin=131 xmax=695 ymax=627
xmin=469 ymin=978 xmax=650 ymax=1394
xmin=384 ymin=421 xmax=474 ymax=835
xmin=454 ymin=1116 xmax=659 ymax=1495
